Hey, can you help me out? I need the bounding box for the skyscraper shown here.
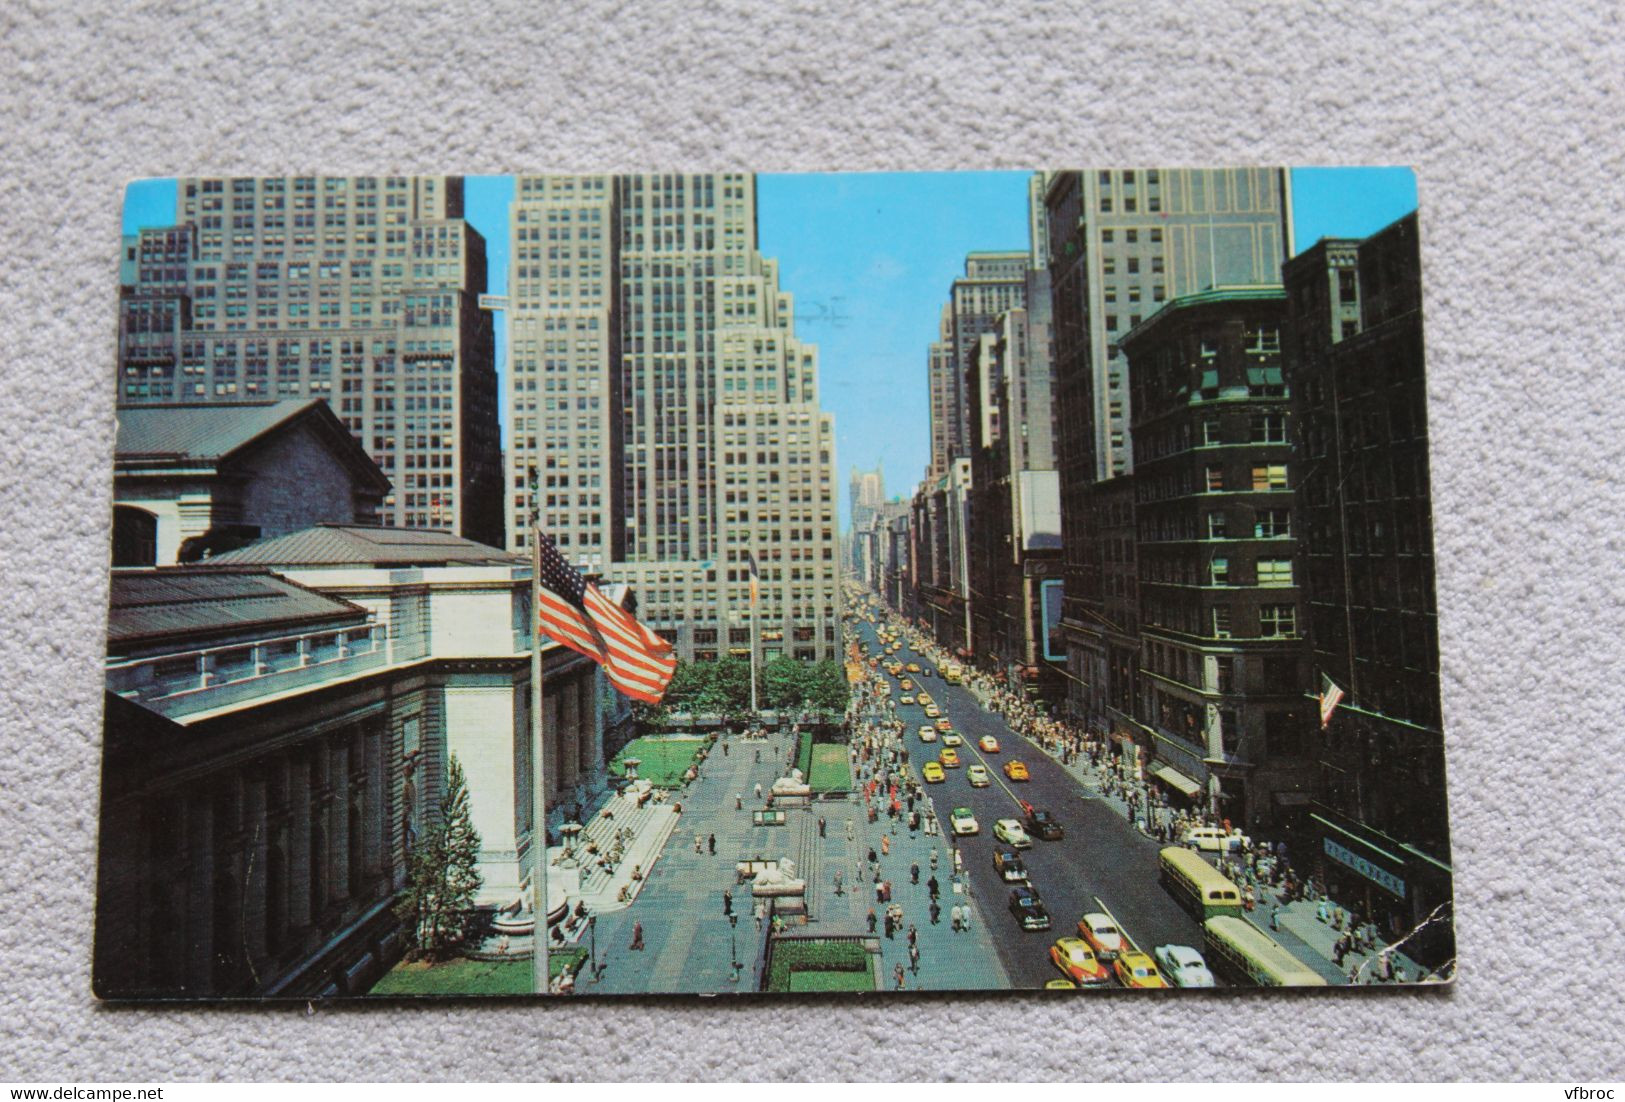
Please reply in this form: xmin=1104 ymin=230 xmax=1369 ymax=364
xmin=927 ymin=252 xmax=1029 ymax=478
xmin=505 ymin=174 xmax=841 ymax=664
xmin=849 ymin=464 xmax=884 ymax=573
xmin=116 ymin=175 xmax=504 ymax=547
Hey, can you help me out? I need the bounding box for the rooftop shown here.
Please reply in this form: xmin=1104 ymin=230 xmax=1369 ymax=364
xmin=108 ymin=569 xmax=368 ymax=648
xmin=205 ymin=524 xmax=523 ymax=569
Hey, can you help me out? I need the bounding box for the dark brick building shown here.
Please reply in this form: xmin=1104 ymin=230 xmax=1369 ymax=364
xmin=1283 ymin=213 xmax=1451 ymax=961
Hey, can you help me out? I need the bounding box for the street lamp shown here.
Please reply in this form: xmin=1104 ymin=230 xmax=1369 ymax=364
xmin=587 ymin=914 xmax=598 ymax=983
xmin=728 ymin=912 xmax=741 ymax=984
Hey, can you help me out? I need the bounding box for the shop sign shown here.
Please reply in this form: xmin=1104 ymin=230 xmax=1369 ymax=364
xmin=1323 ymin=837 xmax=1406 ymax=898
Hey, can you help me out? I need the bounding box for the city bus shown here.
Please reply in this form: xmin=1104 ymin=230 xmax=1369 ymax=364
xmin=943 ymin=665 xmax=962 ymax=685
xmin=1202 ymin=916 xmax=1328 ymax=987
xmin=1158 ymin=846 xmax=1244 ymax=919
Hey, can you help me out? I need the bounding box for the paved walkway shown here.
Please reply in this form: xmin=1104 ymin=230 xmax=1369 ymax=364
xmin=576 ymin=726 xmax=1007 ymax=995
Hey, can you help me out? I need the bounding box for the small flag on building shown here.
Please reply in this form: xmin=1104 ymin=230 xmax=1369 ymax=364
xmin=745 ymin=550 xmax=760 ymax=607
xmin=1319 ymin=673 xmax=1346 ymax=729
xmin=534 ymin=530 xmax=675 ymax=704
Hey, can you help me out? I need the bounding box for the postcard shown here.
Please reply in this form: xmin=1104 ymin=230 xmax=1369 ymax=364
xmin=95 ymin=169 xmax=1452 ymax=999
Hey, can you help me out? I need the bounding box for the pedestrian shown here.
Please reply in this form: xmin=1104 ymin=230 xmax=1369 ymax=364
xmin=884 ymin=913 xmax=895 ymax=939
xmin=911 ymin=861 xmax=920 ymax=885
xmin=723 ymin=889 xmax=733 ymax=917
xmin=959 ymin=905 xmax=971 ymax=933
xmin=754 ymin=749 xmax=761 ymax=764
xmin=868 ymin=847 xmax=878 ymax=865
xmin=930 ymin=900 xmax=942 ymax=925
xmin=630 ymin=921 xmax=645 ymax=951
xmin=1270 ymin=905 xmax=1281 ymax=932
xmin=929 ymin=849 xmax=939 ymax=871
xmin=834 ymin=869 xmax=844 ymax=896
xmin=754 ymin=782 xmax=763 ymax=800
xmin=867 ymin=907 xmax=877 ymax=934
xmin=818 ymin=816 xmax=826 ymax=838
xmin=927 ymin=875 xmax=940 ymax=900
xmin=881 ymin=835 xmax=891 ymax=858
xmin=708 ymin=832 xmax=717 ymax=856
xmin=909 ymin=943 xmax=921 ymax=974
xmin=846 ymin=817 xmax=855 ymax=841
xmin=755 ymin=901 xmax=766 ymax=932
xmin=950 ymin=903 xmax=963 ymax=932
xmin=907 ymin=924 xmax=918 ymax=948
xmin=694 ymin=833 xmax=703 ymax=854
xmin=723 ymin=741 xmax=729 ymax=757
xmin=894 ymin=963 xmax=906 ymax=990
xmin=735 ymin=793 xmax=743 ymax=810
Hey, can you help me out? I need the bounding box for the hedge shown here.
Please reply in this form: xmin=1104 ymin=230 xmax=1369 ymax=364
xmin=765 ymin=938 xmax=870 ymax=993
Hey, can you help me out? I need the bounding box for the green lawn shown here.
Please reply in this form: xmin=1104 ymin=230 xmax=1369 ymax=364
xmin=788 ymin=964 xmax=875 ymax=992
xmin=368 ymin=947 xmax=587 ymax=997
xmin=608 ymin=736 xmax=706 ymax=788
xmin=808 ymin=744 xmax=852 ymax=792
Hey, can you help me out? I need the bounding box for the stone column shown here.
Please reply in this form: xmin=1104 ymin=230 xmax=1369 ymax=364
xmin=286 ymin=754 xmax=311 ymax=931
xmin=329 ymin=738 xmax=351 ymax=905
xmin=184 ymin=792 xmax=214 ymax=994
xmin=362 ymin=724 xmax=384 ymax=885
xmin=560 ymin=673 xmax=580 ymax=791
xmin=243 ymin=776 xmax=269 ymax=964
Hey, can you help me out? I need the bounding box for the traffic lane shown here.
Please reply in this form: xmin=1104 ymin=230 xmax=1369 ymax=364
xmin=887 ymin=648 xmax=1216 ymax=984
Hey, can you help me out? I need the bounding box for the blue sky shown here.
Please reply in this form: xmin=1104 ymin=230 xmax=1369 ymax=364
xmin=122 ymin=168 xmax=1418 ymax=529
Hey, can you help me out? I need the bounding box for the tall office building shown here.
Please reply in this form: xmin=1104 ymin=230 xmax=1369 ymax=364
xmin=116 ymin=176 xmax=504 ymax=547
xmin=849 ymin=464 xmax=884 ymax=573
xmin=1047 ymin=168 xmax=1292 ymax=733
xmin=504 ymin=174 xmax=841 ymax=664
xmin=927 ymin=252 xmax=1029 ymax=478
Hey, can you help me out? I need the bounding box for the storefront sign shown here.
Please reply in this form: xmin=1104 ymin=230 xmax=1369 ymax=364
xmin=1323 ymin=837 xmax=1406 ymax=898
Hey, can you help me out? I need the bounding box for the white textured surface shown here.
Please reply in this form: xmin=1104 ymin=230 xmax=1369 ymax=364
xmin=2 ymin=0 xmax=1620 ymax=1082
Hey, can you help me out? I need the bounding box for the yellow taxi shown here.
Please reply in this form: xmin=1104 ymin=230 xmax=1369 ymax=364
xmin=922 ymin=761 xmax=946 ymax=783
xmin=906 ymin=663 xmax=921 ymax=674
xmin=978 ymin=735 xmax=1001 ymax=753
xmin=1113 ymin=951 xmax=1168 ymax=990
xmin=1004 ymin=760 xmax=1030 ymax=782
xmin=900 ymin=678 xmax=914 ymax=691
xmin=939 ymin=747 xmax=960 ymax=769
xmin=924 ymin=705 xmax=940 ymax=718
xmin=1049 ymin=937 xmax=1111 ymax=987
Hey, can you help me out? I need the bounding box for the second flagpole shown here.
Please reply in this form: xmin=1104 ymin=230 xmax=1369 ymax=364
xmin=531 ymin=521 xmax=550 ymax=995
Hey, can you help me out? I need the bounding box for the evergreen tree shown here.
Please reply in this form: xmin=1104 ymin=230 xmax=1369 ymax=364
xmin=396 ymin=754 xmax=484 ymax=959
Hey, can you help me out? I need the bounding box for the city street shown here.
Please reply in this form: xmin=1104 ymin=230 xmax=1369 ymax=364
xmin=848 ymin=617 xmax=1216 ymax=989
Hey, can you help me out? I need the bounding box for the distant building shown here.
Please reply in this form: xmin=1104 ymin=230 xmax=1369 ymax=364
xmin=849 ymin=465 xmax=884 ymax=573
xmin=1120 ymin=287 xmax=1314 ymax=828
xmin=115 ymin=175 xmax=504 ymax=547
xmin=113 ymin=400 xmax=390 ymax=566
xmin=95 ymin=527 xmax=632 ymax=998
xmin=928 ymin=253 xmax=1029 ymax=480
xmin=1283 ymin=212 xmax=1451 ymax=960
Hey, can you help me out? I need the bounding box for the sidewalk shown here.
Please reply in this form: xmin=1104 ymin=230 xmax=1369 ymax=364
xmin=887 ymin=623 xmax=1432 ymax=987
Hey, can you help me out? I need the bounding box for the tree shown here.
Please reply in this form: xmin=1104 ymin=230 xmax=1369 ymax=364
xmin=710 ymin=656 xmax=753 ymax=713
xmin=807 ymin=660 xmax=851 ymax=714
xmin=396 ymin=754 xmax=484 ymax=959
xmin=760 ymin=655 xmax=809 ymax=709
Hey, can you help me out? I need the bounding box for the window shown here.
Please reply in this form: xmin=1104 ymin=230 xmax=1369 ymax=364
xmin=1212 ymin=606 xmax=1232 ymax=638
xmin=1256 ymin=558 xmax=1293 ymax=586
xmin=1210 ymin=557 xmax=1230 ymax=585
xmin=1202 ymin=418 xmax=1222 ymax=446
xmin=1250 ymin=414 xmax=1287 ymax=443
xmin=1254 ymin=508 xmax=1290 ymax=538
xmin=1215 ymin=657 xmax=1234 ymax=694
xmin=1207 ymin=511 xmax=1228 ymax=539
xmin=1251 ymin=464 xmax=1287 ymax=490
xmin=1259 ymin=604 xmax=1297 ymax=637
xmin=1205 ymin=464 xmax=1225 ymax=492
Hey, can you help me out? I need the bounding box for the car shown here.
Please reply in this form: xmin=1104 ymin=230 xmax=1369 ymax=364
xmin=919 ymin=726 xmax=938 ymax=743
xmin=1043 ymin=978 xmax=1078 ymax=990
xmin=1182 ymin=826 xmax=1249 ymax=853
xmin=993 ymin=818 xmax=1032 ymax=848
xmin=921 ymin=668 xmax=935 ymax=678
xmin=935 ymin=717 xmax=953 ymax=731
xmin=978 ymin=735 xmax=1000 ymax=753
xmin=916 ymin=692 xmax=934 ymax=707
xmin=1049 ymin=936 xmax=1112 ymax=986
xmin=899 ymin=678 xmax=914 ymax=691
xmin=1004 ymin=760 xmax=1031 ymax=782
xmin=923 ymin=705 xmax=941 ymax=718
xmin=922 ymin=762 xmax=945 ymax=783
xmin=992 ymin=848 xmax=1027 ymax=882
xmin=967 ymin=764 xmax=991 ymax=787
xmin=1021 ymin=804 xmax=1064 ymax=841
xmin=939 ymin=747 xmax=960 ymax=768
xmin=906 ymin=663 xmax=921 ymax=674
xmin=1008 ymin=888 xmax=1051 ymax=931
xmin=1114 ymin=951 xmax=1168 ymax=989
xmin=949 ymin=807 xmax=979 ymax=836
xmin=900 ymin=695 xmax=916 ymax=706
xmin=1077 ymin=913 xmax=1125 ymax=961
xmin=942 ymin=732 xmax=963 ymax=747
xmin=1153 ymin=944 xmax=1216 ymax=989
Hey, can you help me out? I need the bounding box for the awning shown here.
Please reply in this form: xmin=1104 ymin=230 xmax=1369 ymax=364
xmin=1150 ymin=764 xmax=1203 ymax=798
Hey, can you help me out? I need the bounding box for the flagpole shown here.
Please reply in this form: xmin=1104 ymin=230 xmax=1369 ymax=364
xmin=750 ymin=573 xmax=759 ymax=718
xmin=532 ymin=520 xmax=550 ymax=995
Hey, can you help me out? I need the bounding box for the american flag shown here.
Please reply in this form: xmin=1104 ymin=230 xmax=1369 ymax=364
xmin=534 ymin=531 xmax=675 ymax=704
xmin=745 ymin=550 xmax=760 ymax=607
